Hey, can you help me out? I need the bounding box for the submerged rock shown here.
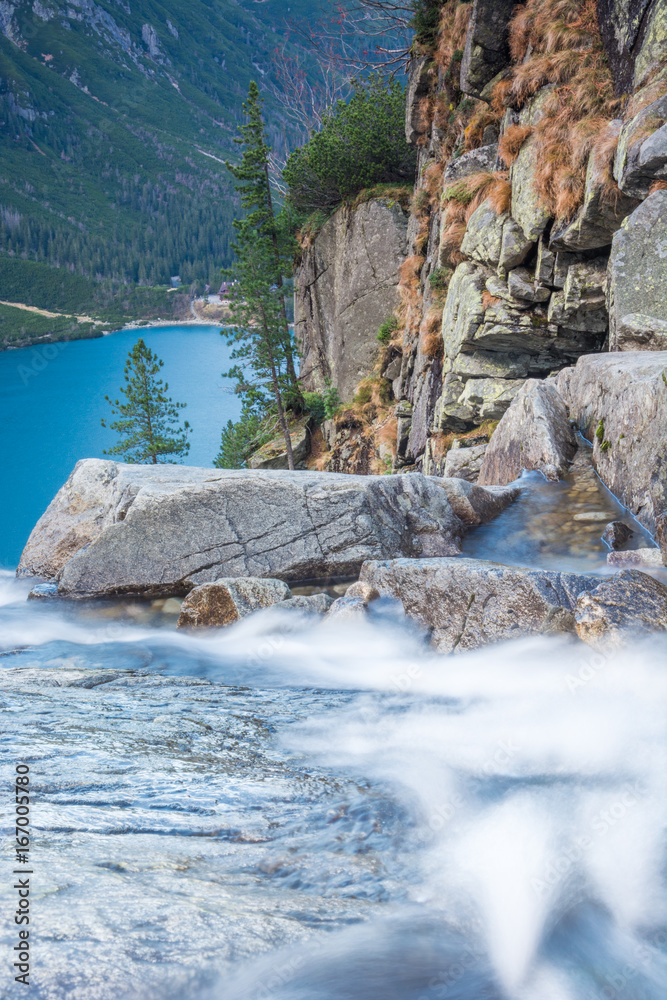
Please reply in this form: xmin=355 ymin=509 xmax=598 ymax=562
xmin=177 ymin=577 xmax=291 ymax=628
xmin=478 ymin=379 xmax=577 ymax=485
xmin=574 ymin=570 xmax=667 ymax=649
xmin=18 ymin=461 xmax=518 ymax=598
xmin=360 ymin=557 xmax=601 ymax=653
xmin=325 ymin=594 xmax=368 ymax=621
xmin=602 ymin=521 xmax=634 ymax=550
xmin=606 ymin=548 xmax=665 ymax=569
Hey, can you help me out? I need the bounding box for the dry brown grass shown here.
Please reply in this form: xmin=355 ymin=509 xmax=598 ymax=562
xmin=494 ymin=0 xmax=620 ymax=221
xmin=464 ymin=105 xmax=502 ymax=151
xmin=625 ymin=75 xmax=667 ymax=118
xmin=649 ymin=179 xmax=667 ymax=193
xmin=419 ymin=306 xmax=444 ymax=358
xmin=306 ymin=426 xmax=332 ymax=472
xmin=498 ymin=124 xmax=533 ymax=166
xmin=482 ymin=291 xmax=501 ymax=309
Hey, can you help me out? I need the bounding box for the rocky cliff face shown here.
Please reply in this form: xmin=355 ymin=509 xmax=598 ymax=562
xmin=295 ymin=195 xmax=410 ymax=402
xmin=296 ymin=0 xmax=667 ymax=486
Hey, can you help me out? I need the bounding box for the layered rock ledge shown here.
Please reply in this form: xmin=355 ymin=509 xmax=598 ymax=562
xmin=18 ymin=459 xmax=518 ymax=598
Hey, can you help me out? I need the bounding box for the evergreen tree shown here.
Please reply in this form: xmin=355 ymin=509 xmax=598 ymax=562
xmin=222 ymin=236 xmax=296 ymax=469
xmin=226 ymin=81 xmax=299 ymax=394
xmin=102 ymin=339 xmax=191 ymax=464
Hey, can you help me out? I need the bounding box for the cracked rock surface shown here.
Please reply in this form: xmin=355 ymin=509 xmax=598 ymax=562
xmin=18 ymin=459 xmax=518 ymax=598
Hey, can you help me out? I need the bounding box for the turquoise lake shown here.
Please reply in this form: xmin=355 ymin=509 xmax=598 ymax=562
xmin=0 ymin=324 xmax=241 ymax=568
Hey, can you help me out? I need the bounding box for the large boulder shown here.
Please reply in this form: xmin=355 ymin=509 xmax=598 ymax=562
xmin=574 ymin=570 xmax=667 ymax=650
xmin=359 ymin=557 xmax=601 ymax=652
xmin=607 ymin=192 xmax=667 ymax=349
xmin=443 ymin=443 xmax=487 ymax=482
xmin=555 ymin=352 xmax=667 ymax=544
xmin=294 ymin=197 xmax=409 ymax=401
xmin=405 ymin=55 xmax=433 ymax=145
xmin=177 ymin=577 xmax=291 ymax=628
xmin=478 ymin=379 xmax=577 ymax=485
xmin=18 ymin=460 xmax=519 ymax=597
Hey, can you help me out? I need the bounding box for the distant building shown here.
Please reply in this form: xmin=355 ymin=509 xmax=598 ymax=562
xmin=170 ymin=276 xmax=182 ymax=288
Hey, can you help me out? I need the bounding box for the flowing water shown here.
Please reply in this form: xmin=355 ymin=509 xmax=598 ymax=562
xmin=1 ymin=328 xmax=666 ymax=999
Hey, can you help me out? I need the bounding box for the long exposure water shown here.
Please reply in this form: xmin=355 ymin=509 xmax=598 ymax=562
xmin=1 ymin=329 xmax=665 ymax=999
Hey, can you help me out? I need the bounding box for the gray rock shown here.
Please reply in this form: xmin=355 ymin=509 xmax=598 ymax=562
xmin=344 ymin=580 xmax=380 ymax=603
xmin=440 ymin=477 xmax=520 ymax=526
xmin=597 ymin=0 xmax=661 ymax=93
xmin=247 ymin=420 xmax=310 ymax=470
xmin=325 ymin=594 xmax=368 ymax=621
xmin=18 ymin=461 xmax=516 ymax=598
xmin=436 ymin=376 xmax=525 ymax=430
xmin=294 ymin=197 xmax=409 ymax=401
xmin=478 ymin=379 xmax=577 ymax=485
xmin=177 ymin=577 xmax=291 ymax=628
xmin=555 ymin=351 xmax=667 ymax=536
xmin=615 ymin=96 xmax=667 ymax=198
xmin=460 ymin=200 xmax=506 ymax=267
xmin=547 ymin=259 xmax=608 ymax=333
xmin=507 ymin=267 xmax=550 ymax=302
xmin=553 ymin=252 xmax=578 ymax=289
xmin=443 ymin=444 xmax=487 ymax=482
xmin=405 ymin=56 xmax=433 ymax=145
xmin=360 ymin=557 xmax=601 ymax=652
xmin=278 ymin=593 xmax=333 ymax=614
xmin=550 ymin=121 xmax=640 ymax=250
xmin=498 ymin=216 xmax=533 ymax=272
xmin=535 ymin=238 xmax=555 ymax=285
xmin=607 ymin=193 xmax=667 ymax=349
xmin=460 ymin=0 xmax=517 ymax=99
xmin=606 ymin=548 xmax=665 ymax=568
xmin=574 ymin=570 xmax=667 ymax=649
xmin=613 ymin=313 xmax=667 ymax=351
xmin=444 ymin=144 xmax=498 ymax=182
xmin=510 ymin=94 xmax=553 ymax=241
xmin=602 ymin=521 xmax=634 ymax=550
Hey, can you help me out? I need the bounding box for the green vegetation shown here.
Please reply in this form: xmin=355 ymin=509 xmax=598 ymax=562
xmin=411 ymin=0 xmax=449 ymax=46
xmin=0 ymin=0 xmax=319 ymax=344
xmin=377 ymin=315 xmax=400 ymax=344
xmin=0 ymin=303 xmax=99 ymax=350
xmin=215 ymin=410 xmax=269 ymax=470
xmin=218 ymin=83 xmax=300 ymax=469
xmin=102 ymin=338 xmax=191 ymax=464
xmin=283 ymin=76 xmax=416 ymax=214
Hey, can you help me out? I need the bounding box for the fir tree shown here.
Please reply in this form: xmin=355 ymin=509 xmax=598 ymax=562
xmin=102 ymin=338 xmax=191 ymax=464
xmin=225 ymin=81 xmax=299 ymax=394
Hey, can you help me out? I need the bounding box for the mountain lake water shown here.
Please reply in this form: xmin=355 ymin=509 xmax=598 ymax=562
xmin=0 ymin=325 xmax=665 ymax=1000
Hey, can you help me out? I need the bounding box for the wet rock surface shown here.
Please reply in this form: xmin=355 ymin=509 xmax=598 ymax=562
xmin=602 ymin=521 xmax=634 ymax=550
xmin=360 ymin=557 xmax=601 ymax=653
xmin=556 ymin=351 xmax=667 ymax=539
xmin=574 ymin=570 xmax=667 ymax=649
xmin=177 ymin=578 xmax=291 ymax=628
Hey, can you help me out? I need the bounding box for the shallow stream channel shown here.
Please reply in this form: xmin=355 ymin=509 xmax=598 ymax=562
xmin=1 ymin=447 xmax=666 ymax=1000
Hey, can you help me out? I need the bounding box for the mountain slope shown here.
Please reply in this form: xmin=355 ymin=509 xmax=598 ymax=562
xmin=0 ymin=0 xmax=317 ymax=324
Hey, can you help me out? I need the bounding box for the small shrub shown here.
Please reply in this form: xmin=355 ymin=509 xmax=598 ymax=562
xmin=377 ymin=315 xmax=400 ymax=344
xmin=302 ymin=391 xmax=326 ymax=424
xmin=355 ymin=384 xmax=373 ymax=406
xmin=323 ymin=380 xmax=341 ymax=419
xmin=428 ymin=266 xmax=452 ymax=291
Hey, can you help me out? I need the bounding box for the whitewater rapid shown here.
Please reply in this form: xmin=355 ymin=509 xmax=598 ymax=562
xmin=1 ymin=569 xmax=665 ymax=1000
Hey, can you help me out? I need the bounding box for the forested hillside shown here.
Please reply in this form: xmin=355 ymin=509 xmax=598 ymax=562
xmin=0 ymin=0 xmax=319 ymax=330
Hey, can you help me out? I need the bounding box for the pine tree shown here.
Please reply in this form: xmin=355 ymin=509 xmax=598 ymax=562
xmin=222 ymin=235 xmax=296 ymax=469
xmin=102 ymin=338 xmax=191 ymax=464
xmin=226 ymin=81 xmax=299 ymax=395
